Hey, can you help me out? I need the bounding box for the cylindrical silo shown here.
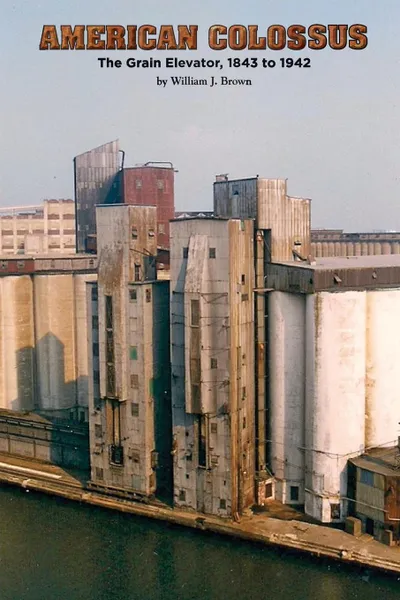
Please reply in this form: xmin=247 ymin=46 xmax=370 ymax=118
xmin=74 ymin=273 xmax=97 ymax=418
xmin=374 ymin=242 xmax=382 ymax=255
xmin=0 ymin=276 xmax=35 ymax=411
xmin=34 ymin=274 xmax=77 ymax=415
xmin=269 ymin=292 xmax=306 ymax=505
xmin=305 ymin=291 xmax=366 ymax=523
xmin=365 ymin=289 xmax=400 ymax=448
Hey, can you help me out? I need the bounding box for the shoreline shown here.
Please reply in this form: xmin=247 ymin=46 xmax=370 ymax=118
xmin=0 ymin=457 xmax=399 ymax=577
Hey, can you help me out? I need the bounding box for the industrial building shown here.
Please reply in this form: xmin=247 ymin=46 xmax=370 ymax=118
xmin=0 ymin=254 xmax=96 ymax=421
xmin=349 ymin=444 xmax=400 ymax=544
xmin=213 ymin=176 xmax=311 ymax=505
xmin=88 ymin=204 xmax=172 ymax=500
xmin=74 ymin=140 xmax=121 ymax=253
xmin=311 ymin=229 xmax=400 ymax=257
xmin=0 ymin=199 xmax=76 ymax=255
xmin=265 ymin=255 xmax=400 ymax=523
xmin=74 ymin=141 xmax=175 ymax=253
xmin=170 ymin=216 xmax=256 ymax=516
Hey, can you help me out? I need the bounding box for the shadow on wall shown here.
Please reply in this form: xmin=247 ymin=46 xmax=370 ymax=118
xmin=152 ymin=285 xmax=173 ymax=504
xmin=5 ymin=332 xmax=90 ymax=473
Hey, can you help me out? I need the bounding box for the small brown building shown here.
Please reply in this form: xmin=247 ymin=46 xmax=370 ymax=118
xmin=348 ymin=446 xmax=400 ymax=544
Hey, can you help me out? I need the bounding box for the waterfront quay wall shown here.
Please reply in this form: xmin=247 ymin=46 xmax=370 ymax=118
xmin=0 ymin=455 xmax=398 ymax=577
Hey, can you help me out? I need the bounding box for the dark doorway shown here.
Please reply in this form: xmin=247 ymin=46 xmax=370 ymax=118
xmin=366 ymin=518 xmax=374 ymax=535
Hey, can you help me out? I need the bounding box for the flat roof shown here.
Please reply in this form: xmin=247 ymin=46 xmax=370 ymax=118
xmin=279 ymin=255 xmax=400 ymax=271
xmin=350 ymin=447 xmax=400 ymax=478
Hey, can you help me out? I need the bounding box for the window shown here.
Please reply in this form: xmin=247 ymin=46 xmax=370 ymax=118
xmin=241 ymin=274 xmax=246 ymax=285
xmin=105 ymin=296 xmax=113 ymax=330
xmin=92 ymin=342 xmax=99 ymax=357
xmin=210 ymin=358 xmax=217 ymax=369
xmin=145 ymin=289 xmax=151 ymax=303
xmin=157 ymin=179 xmax=164 ymax=190
xmin=158 ymin=223 xmax=165 ymax=234
xmin=243 ymin=416 xmax=247 ymax=429
xmin=135 ymin=179 xmax=142 ymax=189
xmin=179 ymin=490 xmax=186 ymax=502
xmin=131 ymin=403 xmax=139 ymax=417
xmin=290 ymin=486 xmax=299 ymax=502
xmin=211 ymin=423 xmax=218 ymax=434
xmin=93 ymin=370 xmax=100 ymax=384
xmin=240 ymin=220 xmax=245 ymax=231
xmin=183 ymin=247 xmax=189 ymax=259
xmin=242 ymin=386 xmax=246 ymax=400
xmin=191 ymin=299 xmax=200 ymax=327
xmin=360 ymin=469 xmax=374 ymax=487
xmin=131 ymin=227 xmax=138 ymax=239
xmin=131 ymin=374 xmax=139 ymax=388
xmin=220 ymin=499 xmax=227 ymax=510
xmin=130 ymin=346 xmax=138 ymax=360
xmin=232 ymin=184 xmax=239 ymax=195
xmin=265 ymin=482 xmax=273 ymax=499
xmin=92 ymin=316 xmax=99 ymax=330
xmin=198 ymin=415 xmax=207 ymax=467
xmin=209 ymin=247 xmax=216 ymax=259
xmin=331 ymin=503 xmax=341 ymax=520
xmin=129 ymin=289 xmax=137 ymax=302
xmin=148 ymin=229 xmax=155 ymax=238
xmin=95 ymin=424 xmax=102 ymax=438
xmin=241 ymin=293 xmax=249 ymax=302
xmin=134 ymin=264 xmax=140 ymax=282
xmin=91 ymin=286 xmax=98 ymax=301
xmin=95 ymin=467 xmax=104 ymax=480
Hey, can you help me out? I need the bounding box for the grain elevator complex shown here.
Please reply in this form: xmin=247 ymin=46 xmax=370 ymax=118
xmin=0 ymin=141 xmax=399 ymax=546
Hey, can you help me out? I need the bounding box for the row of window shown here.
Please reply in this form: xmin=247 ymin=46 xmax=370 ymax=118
xmin=135 ymin=179 xmax=165 ymax=191
xmin=183 ymin=247 xmax=216 ymax=259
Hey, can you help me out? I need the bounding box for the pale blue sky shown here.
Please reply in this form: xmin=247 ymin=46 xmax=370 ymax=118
xmin=1 ymin=1 xmax=399 ymax=229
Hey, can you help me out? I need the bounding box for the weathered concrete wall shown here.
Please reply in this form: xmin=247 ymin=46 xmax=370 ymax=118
xmin=92 ymin=205 xmax=171 ymax=499
xmin=0 ymin=409 xmax=89 ymax=470
xmin=269 ymin=292 xmax=306 ymax=505
xmin=170 ymin=218 xmax=255 ymax=517
xmin=365 ymin=290 xmax=400 ymax=449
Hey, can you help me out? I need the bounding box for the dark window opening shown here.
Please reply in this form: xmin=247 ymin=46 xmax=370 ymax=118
xmin=145 ymin=289 xmax=151 ymax=303
xmin=209 ymin=247 xmax=216 ymax=259
xmin=191 ymin=299 xmax=200 ymax=327
xmin=130 ymin=346 xmax=138 ymax=360
xmin=241 ymin=293 xmax=249 ymax=302
xmin=220 ymin=499 xmax=227 ymax=510
xmin=131 ymin=227 xmax=138 ymax=239
xmin=134 ymin=264 xmax=140 ymax=282
xmin=211 ymin=423 xmax=218 ymax=434
xmin=183 ymin=247 xmax=189 ymax=259
xmin=360 ymin=468 xmax=374 ymax=486
xmin=290 ymin=486 xmax=299 ymax=502
xmin=92 ymin=342 xmax=99 ymax=357
xmin=95 ymin=424 xmax=102 ymax=438
xmin=91 ymin=286 xmax=98 ymax=301
xmin=265 ymin=482 xmax=273 ymax=498
xmin=95 ymin=467 xmax=104 ymax=480
xmin=198 ymin=415 xmax=207 ymax=468
xmin=331 ymin=503 xmax=341 ymax=520
xmin=92 ymin=316 xmax=99 ymax=330
xmin=243 ymin=416 xmax=247 ymax=429
xmin=93 ymin=370 xmax=100 ymax=385
xmin=179 ymin=490 xmax=186 ymax=502
xmin=131 ymin=403 xmax=139 ymax=417
xmin=129 ymin=289 xmax=137 ymax=301
xmin=210 ymin=358 xmax=218 ymax=369
xmin=131 ymin=374 xmax=139 ymax=388
xmin=241 ymin=274 xmax=246 ymax=285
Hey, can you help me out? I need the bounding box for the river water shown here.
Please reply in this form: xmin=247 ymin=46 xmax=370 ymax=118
xmin=0 ymin=486 xmax=398 ymax=600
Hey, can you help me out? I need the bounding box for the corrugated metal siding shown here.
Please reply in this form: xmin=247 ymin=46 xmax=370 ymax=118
xmin=213 ymin=178 xmax=258 ymax=219
xmin=74 ymin=141 xmax=120 ymax=253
